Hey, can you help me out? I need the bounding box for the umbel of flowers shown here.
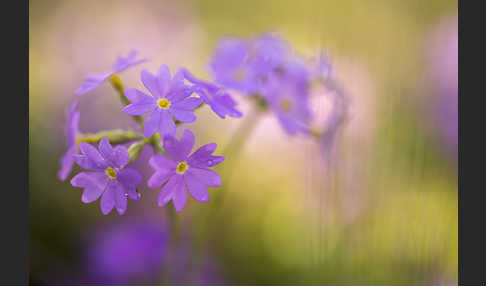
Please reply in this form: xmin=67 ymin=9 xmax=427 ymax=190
xmin=59 ymin=33 xmax=349 ymax=215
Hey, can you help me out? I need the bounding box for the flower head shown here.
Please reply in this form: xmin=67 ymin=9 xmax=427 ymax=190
xmin=75 ymin=50 xmax=149 ymax=95
xmin=122 ymin=65 xmax=203 ymax=138
xmin=148 ymin=129 xmax=224 ymax=212
xmin=181 ymin=68 xmax=242 ymax=119
xmin=267 ymin=80 xmax=312 ymax=135
xmin=58 ymin=101 xmax=81 ymax=181
xmin=208 ymin=38 xmax=259 ymax=93
xmin=70 ymin=138 xmax=142 ymax=215
xmin=87 ymin=219 xmax=167 ymax=283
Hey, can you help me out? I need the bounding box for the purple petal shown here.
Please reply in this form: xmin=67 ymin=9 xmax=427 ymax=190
xmin=157 ymin=175 xmax=177 ymax=207
xmin=125 ymin=185 xmax=140 ymax=201
xmin=158 ymin=110 xmax=176 ymax=137
xmin=98 ymin=138 xmax=129 ymax=168
xmin=66 ymin=101 xmax=80 ymax=147
xmin=157 ymin=65 xmax=171 ymax=97
xmin=71 ymin=172 xmax=108 ymax=203
xmin=169 ymin=108 xmax=196 ymax=123
xmin=118 ymin=168 xmax=143 ymax=187
xmin=184 ymin=174 xmax=210 ymax=202
xmin=171 ymin=97 xmax=203 ymax=110
xmin=124 ymin=88 xmax=154 ymax=103
xmin=185 ymin=168 xmax=222 ymax=187
xmin=188 ymin=143 xmax=225 ymax=168
xmin=170 ymin=176 xmax=187 ymax=212
xmin=163 ymin=129 xmax=195 ymax=161
xmin=149 ymin=154 xmax=177 ymax=170
xmin=107 ymin=180 xmax=127 ymax=215
xmin=75 ymin=73 xmax=111 ymax=95
xmin=123 ymin=102 xmax=157 ymax=116
xmin=100 ymin=183 xmax=116 ymax=215
xmin=141 ymin=69 xmax=161 ymax=98
xmin=112 ymin=50 xmax=149 ymax=72
xmin=143 ymin=109 xmax=162 ymax=138
xmin=123 ymin=88 xmax=156 ymax=115
xmin=74 ymin=143 xmax=108 ymax=170
xmin=148 ymin=170 xmax=174 ymax=188
xmin=58 ymin=145 xmax=77 ymax=181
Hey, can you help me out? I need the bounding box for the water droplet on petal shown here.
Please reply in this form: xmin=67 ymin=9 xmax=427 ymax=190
xmin=124 ymin=192 xmax=129 ymax=198
xmin=137 ymin=192 xmax=142 ymax=199
xmin=207 ymin=159 xmax=213 ymax=166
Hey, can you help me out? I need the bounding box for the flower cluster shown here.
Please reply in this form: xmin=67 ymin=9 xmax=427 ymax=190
xmin=59 ymin=34 xmax=350 ymax=216
xmin=208 ymin=33 xmax=349 ymax=145
xmin=60 ymin=50 xmax=236 ymax=215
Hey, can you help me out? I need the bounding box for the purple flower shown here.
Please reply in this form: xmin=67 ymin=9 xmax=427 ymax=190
xmin=58 ymin=101 xmax=81 ymax=181
xmin=147 ymin=129 xmax=224 ymax=212
xmin=86 ymin=219 xmax=167 ymax=284
xmin=266 ymin=80 xmax=312 ymax=135
xmin=181 ymin=68 xmax=242 ymax=119
xmin=122 ymin=65 xmax=203 ymax=138
xmin=208 ymin=38 xmax=260 ymax=93
xmin=70 ymin=138 xmax=142 ymax=215
xmin=75 ymin=50 xmax=149 ymax=95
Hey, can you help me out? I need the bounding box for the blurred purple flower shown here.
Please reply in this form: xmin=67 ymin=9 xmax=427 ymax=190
xmin=426 ymin=15 xmax=457 ymax=160
xmin=123 ymin=65 xmax=202 ymax=137
xmin=209 ymin=38 xmax=258 ymax=93
xmin=75 ymin=50 xmax=149 ymax=95
xmin=148 ymin=129 xmax=224 ymax=212
xmin=86 ymin=219 xmax=168 ymax=285
xmin=267 ymin=80 xmax=312 ymax=135
xmin=71 ymin=138 xmax=142 ymax=215
xmin=58 ymin=101 xmax=81 ymax=181
xmin=181 ymin=68 xmax=243 ymax=119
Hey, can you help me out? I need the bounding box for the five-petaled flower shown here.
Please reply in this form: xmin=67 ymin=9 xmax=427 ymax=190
xmin=71 ymin=138 xmax=143 ymax=215
xmin=75 ymin=50 xmax=149 ymax=95
xmin=122 ymin=65 xmax=203 ymax=138
xmin=58 ymin=101 xmax=81 ymax=181
xmin=147 ymin=129 xmax=224 ymax=212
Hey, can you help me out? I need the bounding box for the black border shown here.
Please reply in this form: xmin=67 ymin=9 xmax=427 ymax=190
xmin=3 ymin=0 xmax=29 ymax=284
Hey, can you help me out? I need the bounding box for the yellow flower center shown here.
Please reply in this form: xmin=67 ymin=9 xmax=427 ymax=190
xmin=279 ymin=98 xmax=293 ymax=112
xmin=105 ymin=167 xmax=117 ymax=179
xmin=176 ymin=161 xmax=189 ymax=174
xmin=157 ymin=98 xmax=171 ymax=109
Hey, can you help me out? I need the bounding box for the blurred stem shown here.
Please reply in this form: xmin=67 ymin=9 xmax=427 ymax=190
xmin=76 ymin=129 xmax=143 ymax=145
xmin=187 ymin=104 xmax=265 ymax=284
xmin=109 ymin=74 xmax=144 ymax=129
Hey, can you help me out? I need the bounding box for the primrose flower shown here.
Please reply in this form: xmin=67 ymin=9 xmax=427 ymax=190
xmin=75 ymin=50 xmax=149 ymax=95
xmin=266 ymin=76 xmax=312 ymax=135
xmin=148 ymin=129 xmax=224 ymax=212
xmin=208 ymin=38 xmax=258 ymax=93
xmin=58 ymin=101 xmax=81 ymax=181
xmin=123 ymin=65 xmax=203 ymax=138
xmin=181 ymin=68 xmax=242 ymax=119
xmin=71 ymin=138 xmax=142 ymax=215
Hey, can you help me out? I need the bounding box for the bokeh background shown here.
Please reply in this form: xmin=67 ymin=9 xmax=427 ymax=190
xmin=29 ymin=0 xmax=458 ymax=285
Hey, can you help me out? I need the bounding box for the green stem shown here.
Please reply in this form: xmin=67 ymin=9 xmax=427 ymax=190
xmin=76 ymin=129 xmax=144 ymax=145
xmin=187 ymin=104 xmax=265 ymax=284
